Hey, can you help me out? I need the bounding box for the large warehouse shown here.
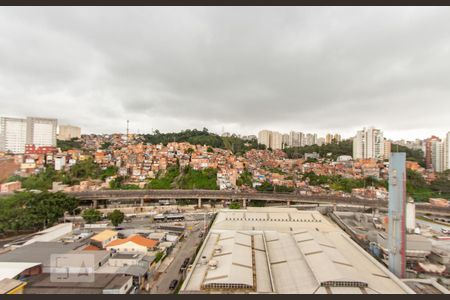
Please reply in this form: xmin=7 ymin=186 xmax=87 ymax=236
xmin=180 ymin=207 xmax=414 ymax=294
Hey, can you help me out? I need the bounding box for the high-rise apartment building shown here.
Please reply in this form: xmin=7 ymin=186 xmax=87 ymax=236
xmin=259 ymin=129 xmax=341 ymax=150
xmin=384 ymin=140 xmax=391 ymax=160
xmin=334 ymin=133 xmax=341 ymax=143
xmin=0 ymin=116 xmax=58 ymax=154
xmin=258 ymin=130 xmax=272 ymax=149
xmin=26 ymin=117 xmax=57 ymax=147
xmin=58 ymin=125 xmax=81 ymax=141
xmin=353 ymin=127 xmax=385 ymax=160
xmin=257 ymin=130 xmax=283 ymax=150
xmin=446 ymin=132 xmax=450 ymax=171
xmin=282 ymin=134 xmax=289 ymax=148
xmin=289 ymin=131 xmax=302 ymax=147
xmin=305 ymin=133 xmax=317 ymax=146
xmin=0 ymin=117 xmax=27 ymax=154
xmin=431 ymin=140 xmax=445 ymax=172
xmin=425 ymin=136 xmax=441 ymax=170
xmin=325 ymin=133 xmax=342 ymax=144
xmin=271 ymin=131 xmax=283 ymax=150
xmin=299 ymin=132 xmax=305 ymax=146
xmin=353 ymin=130 xmax=365 ymax=159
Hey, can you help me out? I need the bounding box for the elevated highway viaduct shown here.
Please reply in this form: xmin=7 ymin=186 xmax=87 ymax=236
xmin=1 ymin=189 xmax=449 ymax=216
xmin=67 ymin=189 xmax=450 ymax=216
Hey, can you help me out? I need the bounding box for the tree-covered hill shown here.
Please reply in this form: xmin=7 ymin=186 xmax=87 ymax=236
xmin=284 ymin=139 xmax=353 ymax=160
xmin=143 ymin=128 xmax=265 ymax=155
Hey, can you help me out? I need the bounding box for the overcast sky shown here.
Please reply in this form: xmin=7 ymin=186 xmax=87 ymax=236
xmin=0 ymin=7 xmax=449 ymax=140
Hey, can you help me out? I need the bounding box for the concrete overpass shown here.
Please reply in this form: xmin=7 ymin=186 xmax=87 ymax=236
xmin=1 ymin=189 xmax=448 ymax=215
xmin=66 ymin=189 xmax=450 ymax=215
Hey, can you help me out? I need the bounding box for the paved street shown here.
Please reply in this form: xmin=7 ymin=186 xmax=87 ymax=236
xmin=149 ymin=222 xmax=205 ymax=294
xmin=416 ymin=218 xmax=450 ymax=232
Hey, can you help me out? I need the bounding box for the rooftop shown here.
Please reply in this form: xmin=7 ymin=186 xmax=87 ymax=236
xmin=0 ymin=278 xmax=26 ymax=294
xmin=23 ymin=223 xmax=73 ymax=246
xmin=23 ymin=273 xmax=131 ymax=294
xmin=106 ymin=234 xmax=158 ymax=248
xmin=90 ymin=230 xmax=118 ymax=242
xmin=0 ymin=262 xmax=42 ymax=281
xmin=181 ymin=208 xmax=414 ymax=294
xmin=0 ymin=242 xmax=85 ymax=268
xmin=104 ymin=275 xmax=132 ymax=290
xmin=111 ymin=253 xmax=144 ymax=260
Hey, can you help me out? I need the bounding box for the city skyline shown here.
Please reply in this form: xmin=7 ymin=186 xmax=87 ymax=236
xmin=0 ymin=7 xmax=450 ymax=140
xmin=1 ymin=113 xmax=448 ymax=142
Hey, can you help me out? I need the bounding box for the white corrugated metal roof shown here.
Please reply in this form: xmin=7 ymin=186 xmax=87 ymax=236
xmin=0 ymin=262 xmax=42 ymax=281
xmin=181 ymin=208 xmax=414 ymax=294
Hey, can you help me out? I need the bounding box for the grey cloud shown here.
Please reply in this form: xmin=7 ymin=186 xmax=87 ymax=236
xmin=0 ymin=7 xmax=449 ymax=140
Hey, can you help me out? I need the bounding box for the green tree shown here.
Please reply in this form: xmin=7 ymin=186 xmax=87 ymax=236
xmin=57 ymin=138 xmax=82 ymax=151
xmin=154 ymin=251 xmax=164 ymax=263
xmin=237 ymin=170 xmax=253 ymax=187
xmin=100 ymin=166 xmax=118 ymax=180
xmin=250 ymin=200 xmax=266 ymax=207
xmin=82 ymin=208 xmax=102 ymax=224
xmin=146 ymin=166 xmax=180 ymax=189
xmin=229 ymin=202 xmax=241 ymax=209
xmin=179 ymin=167 xmax=218 ymax=190
xmin=20 ymin=168 xmax=60 ymax=191
xmin=0 ymin=191 xmax=78 ymax=234
xmin=109 ymin=176 xmax=126 ymax=189
xmin=256 ymin=181 xmax=274 ymax=192
xmin=70 ymin=158 xmax=102 ymax=180
xmin=108 ymin=209 xmax=125 ymax=227
xmin=430 ymin=170 xmax=450 ymax=194
xmin=284 ymin=139 xmax=353 ymax=160
xmin=100 ymin=142 xmax=112 ymax=150
xmin=274 ymin=185 xmax=294 ymax=193
xmin=142 ymin=128 xmax=262 ymax=154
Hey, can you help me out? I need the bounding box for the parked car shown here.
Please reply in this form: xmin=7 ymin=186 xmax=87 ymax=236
xmin=179 ymin=258 xmax=190 ymax=273
xmin=169 ymin=279 xmax=179 ymax=290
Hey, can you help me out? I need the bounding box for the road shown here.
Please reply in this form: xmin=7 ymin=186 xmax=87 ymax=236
xmin=150 ymin=222 xmax=205 ymax=294
xmin=416 ymin=218 xmax=450 ymax=232
xmin=59 ymin=190 xmax=450 ymax=216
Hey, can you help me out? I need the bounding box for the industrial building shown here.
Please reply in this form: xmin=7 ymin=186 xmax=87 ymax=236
xmin=180 ymin=207 xmax=414 ymax=294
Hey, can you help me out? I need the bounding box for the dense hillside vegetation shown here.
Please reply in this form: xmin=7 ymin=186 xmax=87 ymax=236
xmin=391 ymin=144 xmax=425 ymax=167
xmin=143 ymin=128 xmax=265 ymax=155
xmin=283 ymin=139 xmax=353 ymax=159
xmin=56 ymin=138 xmax=83 ymax=151
xmin=407 ymin=169 xmax=450 ymax=201
xmin=146 ymin=165 xmax=219 ymax=190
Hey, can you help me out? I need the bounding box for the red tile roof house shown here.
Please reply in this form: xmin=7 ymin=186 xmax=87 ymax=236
xmin=105 ymin=235 xmax=158 ymax=254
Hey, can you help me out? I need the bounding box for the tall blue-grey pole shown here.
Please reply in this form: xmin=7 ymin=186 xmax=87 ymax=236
xmin=388 ymin=152 xmax=407 ymax=278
